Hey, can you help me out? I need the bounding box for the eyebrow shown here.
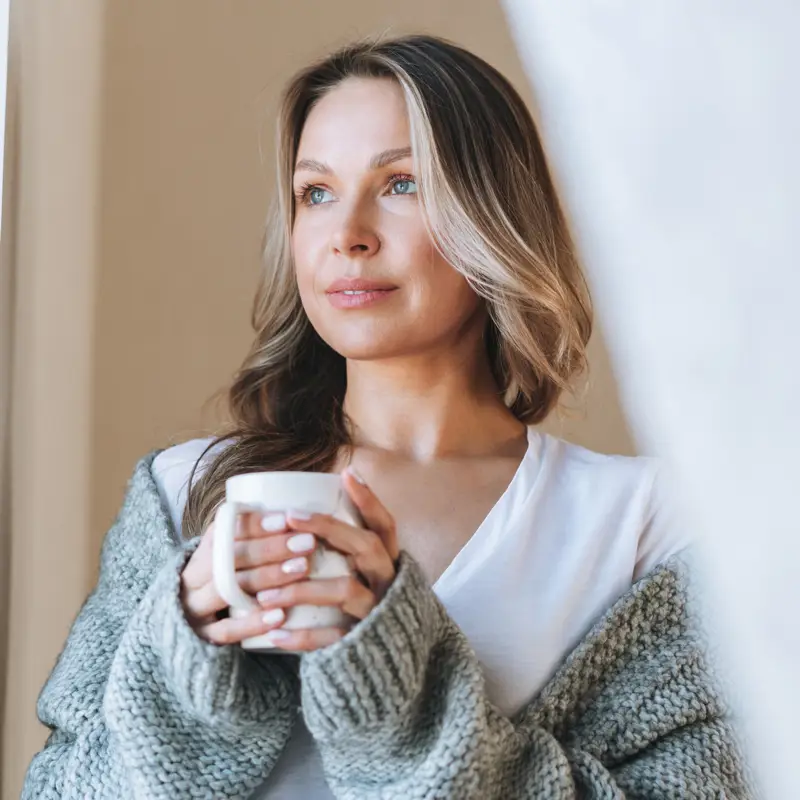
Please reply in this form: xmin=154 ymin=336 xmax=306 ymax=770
xmin=294 ymin=147 xmax=412 ymax=176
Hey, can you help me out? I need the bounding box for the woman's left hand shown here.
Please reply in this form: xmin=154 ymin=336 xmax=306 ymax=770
xmin=255 ymin=466 xmax=400 ymax=651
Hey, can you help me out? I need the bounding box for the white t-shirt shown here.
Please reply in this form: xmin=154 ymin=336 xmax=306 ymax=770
xmin=151 ymin=427 xmax=689 ymax=798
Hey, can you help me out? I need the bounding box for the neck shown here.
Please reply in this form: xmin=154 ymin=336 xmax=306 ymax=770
xmin=342 ymin=342 xmax=526 ymax=462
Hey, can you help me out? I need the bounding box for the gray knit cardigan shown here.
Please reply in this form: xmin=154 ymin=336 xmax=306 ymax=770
xmin=21 ymin=452 xmax=753 ymax=799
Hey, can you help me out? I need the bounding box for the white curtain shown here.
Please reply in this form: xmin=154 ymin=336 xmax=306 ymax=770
xmin=502 ymin=2 xmax=799 ymax=797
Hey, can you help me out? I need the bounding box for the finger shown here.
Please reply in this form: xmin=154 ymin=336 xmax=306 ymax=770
xmin=196 ymin=606 xmax=288 ymax=646
xmin=233 ymin=531 xmax=317 ymax=570
xmin=180 ymin=522 xmax=216 ymax=590
xmin=342 ymin=468 xmax=399 ymax=561
xmin=183 ymin=556 xmax=312 ymax=622
xmin=286 ymin=512 xmax=395 ymax=597
xmin=259 ymin=626 xmax=347 ymax=652
xmin=235 ymin=555 xmax=313 ymax=595
xmin=237 ymin=511 xmax=289 ymax=539
xmin=257 ymin=576 xmax=377 ymax=620
xmin=181 ymin=579 xmax=228 ymax=622
xmin=182 ymin=510 xmax=289 ymax=591
xmin=183 ymin=531 xmax=315 ymax=620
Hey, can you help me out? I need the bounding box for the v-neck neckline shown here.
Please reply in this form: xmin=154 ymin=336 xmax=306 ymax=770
xmin=432 ymin=426 xmax=541 ymax=598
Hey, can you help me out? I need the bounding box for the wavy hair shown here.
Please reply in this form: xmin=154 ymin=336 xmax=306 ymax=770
xmin=182 ymin=33 xmax=592 ymax=539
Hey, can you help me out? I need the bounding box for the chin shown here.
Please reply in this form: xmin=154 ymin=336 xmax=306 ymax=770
xmin=322 ymin=333 xmax=408 ymax=363
xmin=330 ymin=343 xmax=401 ymax=362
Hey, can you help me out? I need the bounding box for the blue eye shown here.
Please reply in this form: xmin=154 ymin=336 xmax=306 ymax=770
xmin=391 ymin=178 xmax=418 ymax=195
xmin=308 ymin=187 xmax=333 ymax=205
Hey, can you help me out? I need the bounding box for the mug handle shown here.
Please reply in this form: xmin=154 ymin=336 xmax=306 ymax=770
xmin=212 ymin=501 xmax=260 ymax=611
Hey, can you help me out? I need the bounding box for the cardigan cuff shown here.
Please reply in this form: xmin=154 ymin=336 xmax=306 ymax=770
xmin=153 ymin=537 xmax=248 ymax=720
xmin=134 ymin=537 xmax=293 ymax=725
xmin=299 ymin=551 xmax=443 ymax=740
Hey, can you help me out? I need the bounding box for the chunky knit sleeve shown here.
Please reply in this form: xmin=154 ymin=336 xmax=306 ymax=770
xmin=300 ymin=551 xmax=754 ymax=799
xmin=21 ymin=452 xmax=298 ymax=800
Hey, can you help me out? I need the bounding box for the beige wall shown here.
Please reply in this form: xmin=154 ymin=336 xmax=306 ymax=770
xmin=3 ymin=1 xmax=632 ymax=795
xmin=2 ymin=2 xmax=105 ymax=795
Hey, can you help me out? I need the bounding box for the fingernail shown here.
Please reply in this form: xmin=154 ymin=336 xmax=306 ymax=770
xmin=347 ymin=466 xmax=367 ymax=485
xmin=257 ymin=588 xmax=281 ymax=604
xmin=287 ymin=533 xmax=315 ymax=553
xmin=263 ymin=629 xmax=291 ymax=643
xmin=288 ymin=509 xmax=312 ymax=520
xmin=261 ymin=513 xmax=286 ymax=533
xmin=282 ymin=556 xmax=308 ymax=574
xmin=262 ymin=608 xmax=285 ymax=626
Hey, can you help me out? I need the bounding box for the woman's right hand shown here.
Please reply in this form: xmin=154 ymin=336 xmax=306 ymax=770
xmin=179 ymin=511 xmax=317 ymax=645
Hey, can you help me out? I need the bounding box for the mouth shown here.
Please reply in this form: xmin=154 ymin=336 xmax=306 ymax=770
xmin=325 ymin=278 xmax=399 ymax=310
xmin=336 ymin=289 xmax=394 ymax=296
xmin=326 ymin=286 xmax=398 ymax=310
xmin=326 ymin=278 xmax=399 ymax=293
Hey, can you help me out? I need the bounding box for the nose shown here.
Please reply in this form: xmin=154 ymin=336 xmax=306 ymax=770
xmin=330 ymin=203 xmax=380 ymax=258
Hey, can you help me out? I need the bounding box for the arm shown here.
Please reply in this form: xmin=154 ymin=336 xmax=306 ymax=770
xmin=300 ymin=551 xmax=753 ymax=799
xmin=22 ymin=452 xmax=298 ymax=800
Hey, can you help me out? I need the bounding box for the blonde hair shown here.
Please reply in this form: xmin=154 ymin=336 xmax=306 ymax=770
xmin=183 ymin=33 xmax=592 ymax=538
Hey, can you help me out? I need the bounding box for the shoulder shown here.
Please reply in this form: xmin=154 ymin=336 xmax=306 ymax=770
xmin=534 ymin=431 xmax=691 ymax=578
xmin=152 ymin=437 xmax=220 ymax=476
xmin=536 ymin=431 xmax=660 ymax=498
xmin=151 ymin=437 xmax=229 ymax=537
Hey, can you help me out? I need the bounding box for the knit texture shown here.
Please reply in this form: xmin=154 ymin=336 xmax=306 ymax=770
xmin=22 ymin=452 xmax=754 ymax=799
xmin=300 ymin=551 xmax=754 ymax=798
xmin=21 ymin=452 xmax=299 ymax=800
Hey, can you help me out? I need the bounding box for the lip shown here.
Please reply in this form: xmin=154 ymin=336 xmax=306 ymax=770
xmin=326 ymin=287 xmax=398 ymax=310
xmin=326 ymin=278 xmax=399 ymax=293
xmin=325 ymin=277 xmax=399 ymax=310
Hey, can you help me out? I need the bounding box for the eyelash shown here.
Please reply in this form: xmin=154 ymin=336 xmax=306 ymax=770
xmin=294 ymin=173 xmax=417 ymax=206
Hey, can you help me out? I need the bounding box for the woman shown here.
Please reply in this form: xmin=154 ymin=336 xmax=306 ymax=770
xmin=23 ymin=34 xmax=750 ymax=799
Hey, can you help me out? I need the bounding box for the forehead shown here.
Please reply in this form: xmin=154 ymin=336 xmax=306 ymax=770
xmin=296 ymin=78 xmax=411 ymax=167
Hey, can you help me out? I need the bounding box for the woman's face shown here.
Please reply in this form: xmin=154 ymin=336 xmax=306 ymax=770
xmin=291 ymin=77 xmax=483 ymax=362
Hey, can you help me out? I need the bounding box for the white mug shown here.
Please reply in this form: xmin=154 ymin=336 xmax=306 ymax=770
xmin=211 ymin=471 xmax=359 ymax=652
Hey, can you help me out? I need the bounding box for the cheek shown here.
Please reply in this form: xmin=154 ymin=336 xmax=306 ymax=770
xmin=428 ymin=268 xmax=482 ymax=327
xmin=291 ymin=220 xmax=320 ymax=298
xmin=381 ymin=217 xmax=481 ymax=322
xmin=410 ymin=240 xmax=479 ymax=316
xmin=393 ymin=220 xmax=444 ymax=289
